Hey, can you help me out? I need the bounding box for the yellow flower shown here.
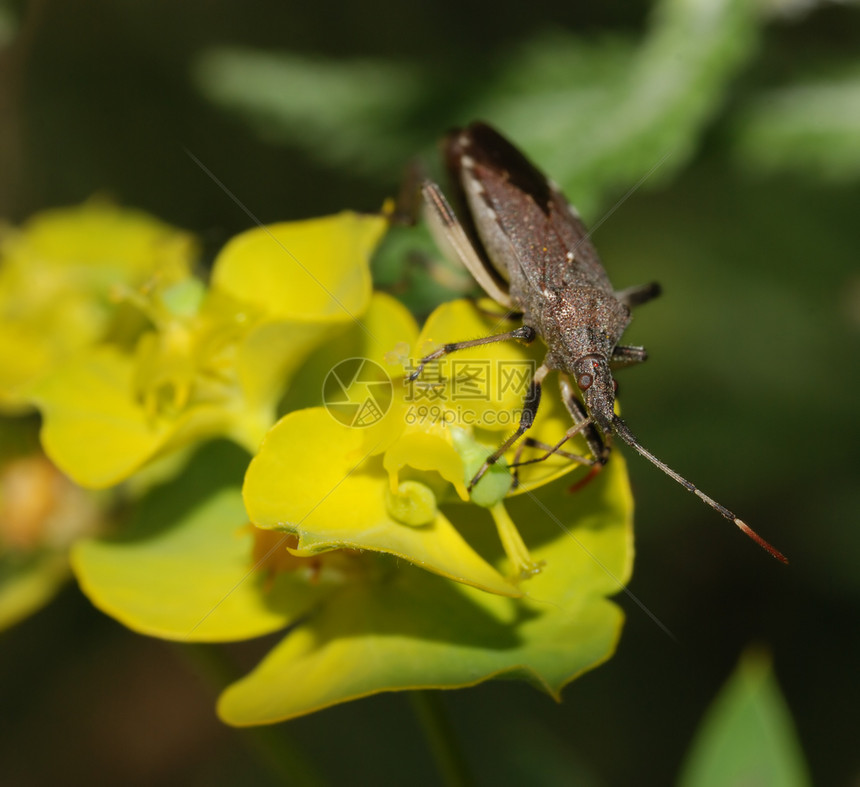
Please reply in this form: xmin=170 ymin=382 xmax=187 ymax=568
xmin=0 ymin=200 xmax=195 ymax=411
xmin=32 ymin=211 xmax=387 ymax=488
xmin=64 ymin=219 xmax=632 ymax=725
xmin=72 ymin=429 xmax=632 ymax=724
xmin=244 ymin=298 xmax=603 ymax=594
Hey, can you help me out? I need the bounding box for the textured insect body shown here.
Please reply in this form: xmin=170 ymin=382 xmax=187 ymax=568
xmin=415 ymin=121 xmax=787 ymax=563
xmin=446 ymin=126 xmax=655 ymax=437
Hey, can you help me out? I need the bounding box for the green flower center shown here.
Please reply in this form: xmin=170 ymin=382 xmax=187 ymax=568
xmin=385 ymin=480 xmax=437 ymax=527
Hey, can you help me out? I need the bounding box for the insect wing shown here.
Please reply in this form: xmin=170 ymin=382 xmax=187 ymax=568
xmin=448 ymin=123 xmax=613 ymax=296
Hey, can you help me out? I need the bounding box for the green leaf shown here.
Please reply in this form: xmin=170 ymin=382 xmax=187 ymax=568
xmin=678 ymin=650 xmax=811 ymax=787
xmin=733 ymin=65 xmax=860 ymax=182
xmin=71 ymin=440 xmax=329 ymax=642
xmin=486 ymin=0 xmax=761 ymax=216
xmin=193 ymin=0 xmax=762 ymax=218
xmin=193 ymin=51 xmax=424 ymax=175
xmin=221 ymin=454 xmax=632 ymax=725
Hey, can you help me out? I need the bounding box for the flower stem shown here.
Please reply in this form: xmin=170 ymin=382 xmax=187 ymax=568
xmin=409 ymin=690 xmax=474 ymax=787
xmin=491 ymin=502 xmax=544 ymax=580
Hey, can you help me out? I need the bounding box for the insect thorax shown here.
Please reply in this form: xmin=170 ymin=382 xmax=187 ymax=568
xmin=526 ymin=286 xmax=630 ymax=372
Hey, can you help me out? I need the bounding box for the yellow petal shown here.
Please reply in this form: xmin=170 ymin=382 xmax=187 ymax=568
xmin=408 ymin=299 xmax=597 ymax=492
xmin=3 ymin=200 xmax=194 ymax=282
xmin=211 ymin=211 xmax=385 ymax=323
xmin=33 ymin=347 xmax=172 ymax=487
xmin=219 ymin=455 xmax=633 ymax=725
xmin=243 ymin=408 xmax=520 ymax=597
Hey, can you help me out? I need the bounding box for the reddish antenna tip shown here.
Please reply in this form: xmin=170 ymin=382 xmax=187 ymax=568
xmin=735 ymin=519 xmax=789 ymax=564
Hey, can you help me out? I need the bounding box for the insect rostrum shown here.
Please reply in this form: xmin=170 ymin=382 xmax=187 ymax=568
xmin=410 ymin=121 xmax=786 ymax=563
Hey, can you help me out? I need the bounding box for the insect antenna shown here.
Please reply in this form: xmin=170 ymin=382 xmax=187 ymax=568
xmin=611 ymin=416 xmax=788 ymax=564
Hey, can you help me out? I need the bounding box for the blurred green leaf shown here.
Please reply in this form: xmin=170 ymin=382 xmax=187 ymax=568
xmin=733 ymin=64 xmax=860 ymax=181
xmin=678 ymin=651 xmax=811 ymax=787
xmin=370 ymin=222 xmax=477 ymax=318
xmin=193 ymin=50 xmax=425 ymax=175
xmin=193 ymin=0 xmax=762 ymax=218
xmin=479 ymin=0 xmax=761 ymax=215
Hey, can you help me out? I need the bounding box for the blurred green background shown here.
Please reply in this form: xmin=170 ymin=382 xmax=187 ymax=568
xmin=1 ymin=0 xmax=858 ymax=784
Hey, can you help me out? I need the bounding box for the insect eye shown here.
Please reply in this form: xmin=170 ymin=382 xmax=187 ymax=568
xmin=613 ymin=379 xmax=619 ymax=394
xmin=577 ymin=373 xmax=593 ymax=391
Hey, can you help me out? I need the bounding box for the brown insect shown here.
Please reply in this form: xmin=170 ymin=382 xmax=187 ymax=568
xmin=409 ymin=122 xmax=787 ymax=563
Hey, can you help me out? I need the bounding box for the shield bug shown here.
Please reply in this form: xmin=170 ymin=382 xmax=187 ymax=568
xmin=409 ymin=121 xmax=786 ymax=563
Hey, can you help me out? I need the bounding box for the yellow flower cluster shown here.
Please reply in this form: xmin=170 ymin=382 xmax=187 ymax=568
xmin=0 ymin=200 xmax=632 ymax=724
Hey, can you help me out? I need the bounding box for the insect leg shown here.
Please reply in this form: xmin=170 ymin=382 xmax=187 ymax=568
xmin=508 ymin=374 xmax=612 ymax=487
xmin=615 ymin=281 xmax=661 ymax=308
xmin=610 ymin=345 xmax=648 ymax=369
xmin=512 ymin=438 xmax=596 ymax=467
xmin=468 ymin=363 xmax=550 ymax=490
xmin=422 ymin=181 xmax=514 ymax=308
xmin=407 ymin=325 xmax=536 ymax=381
xmin=559 ymin=376 xmax=610 ymax=463
xmin=510 ymin=436 xmax=596 ymax=489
